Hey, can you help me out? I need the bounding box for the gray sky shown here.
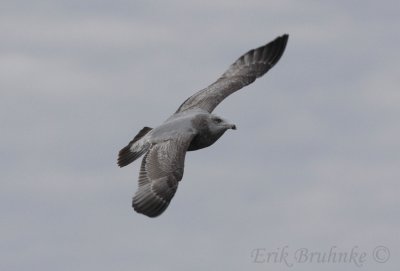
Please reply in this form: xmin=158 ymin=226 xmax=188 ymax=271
xmin=1 ymin=1 xmax=399 ymax=270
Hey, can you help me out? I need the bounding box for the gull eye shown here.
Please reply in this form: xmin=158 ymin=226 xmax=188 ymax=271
xmin=214 ymin=118 xmax=222 ymax=123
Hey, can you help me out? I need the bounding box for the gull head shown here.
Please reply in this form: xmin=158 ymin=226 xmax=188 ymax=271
xmin=208 ymin=114 xmax=237 ymax=134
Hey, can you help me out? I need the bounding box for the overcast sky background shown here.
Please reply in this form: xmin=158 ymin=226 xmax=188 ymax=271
xmin=1 ymin=1 xmax=399 ymax=270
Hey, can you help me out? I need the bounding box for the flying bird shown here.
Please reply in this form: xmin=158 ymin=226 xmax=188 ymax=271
xmin=118 ymin=34 xmax=289 ymax=217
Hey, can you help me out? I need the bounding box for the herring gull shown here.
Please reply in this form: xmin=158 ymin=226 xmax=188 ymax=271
xmin=118 ymin=34 xmax=289 ymax=217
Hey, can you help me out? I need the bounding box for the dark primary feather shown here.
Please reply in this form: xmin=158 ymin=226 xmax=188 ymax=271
xmin=176 ymin=34 xmax=289 ymax=113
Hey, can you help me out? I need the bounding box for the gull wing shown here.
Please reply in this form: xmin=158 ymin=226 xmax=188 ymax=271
xmin=132 ymin=132 xmax=195 ymax=217
xmin=176 ymin=34 xmax=288 ymax=113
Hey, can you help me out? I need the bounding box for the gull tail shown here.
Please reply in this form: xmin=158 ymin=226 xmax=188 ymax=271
xmin=118 ymin=127 xmax=152 ymax=167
